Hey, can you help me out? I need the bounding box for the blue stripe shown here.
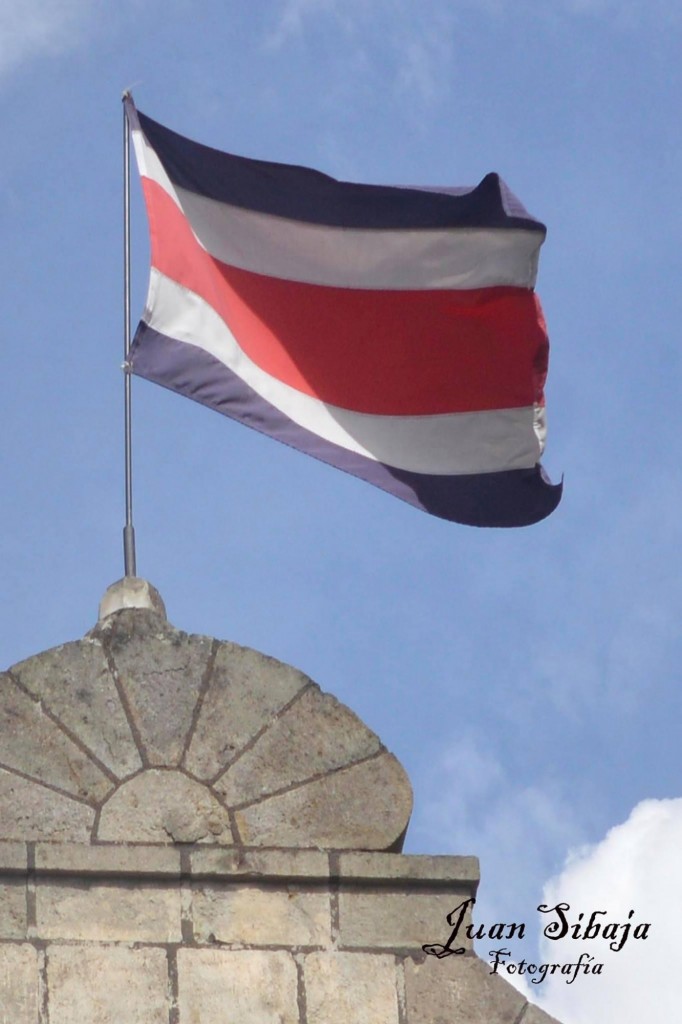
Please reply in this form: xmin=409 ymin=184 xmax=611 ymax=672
xmin=130 ymin=325 xmax=561 ymax=528
xmin=136 ymin=110 xmax=546 ymax=234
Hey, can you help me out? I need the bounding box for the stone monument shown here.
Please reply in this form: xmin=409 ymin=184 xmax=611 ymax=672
xmin=0 ymin=578 xmax=562 ymax=1023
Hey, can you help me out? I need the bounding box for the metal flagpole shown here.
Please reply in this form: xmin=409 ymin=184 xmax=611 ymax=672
xmin=122 ymin=93 xmax=137 ymax=577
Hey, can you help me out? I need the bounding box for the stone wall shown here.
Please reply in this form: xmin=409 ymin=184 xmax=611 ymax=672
xmin=0 ymin=843 xmax=561 ymax=1024
xmin=0 ymin=582 xmax=563 ymax=1024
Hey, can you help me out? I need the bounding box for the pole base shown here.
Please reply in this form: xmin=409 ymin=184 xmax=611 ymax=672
xmin=98 ymin=578 xmax=167 ymax=622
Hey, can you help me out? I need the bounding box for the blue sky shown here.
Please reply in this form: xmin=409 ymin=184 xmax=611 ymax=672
xmin=2 ymin=2 xmax=681 ymax=1019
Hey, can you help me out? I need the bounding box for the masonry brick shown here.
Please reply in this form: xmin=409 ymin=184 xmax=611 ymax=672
xmin=184 ymin=641 xmax=309 ymax=781
xmin=235 ymin=753 xmax=412 ymax=850
xmin=215 ymin=686 xmax=381 ymax=806
xmin=36 ymin=882 xmax=182 ymax=942
xmin=0 ymin=944 xmax=40 ymax=1024
xmin=304 ymin=951 xmax=400 ymax=1024
xmin=0 ymin=841 xmax=27 ymax=873
xmin=0 ymin=881 xmax=27 ymax=939
xmin=0 ymin=769 xmax=94 ymax=842
xmin=176 ymin=948 xmax=299 ymax=1024
xmin=403 ymin=953 xmax=528 ymax=1024
xmin=338 ymin=889 xmax=473 ymax=952
xmin=191 ymin=885 xmax=331 ymax=946
xmin=47 ymin=945 xmax=169 ymax=1024
xmin=101 ymin=611 xmax=212 ymax=766
xmin=522 ymin=1003 xmax=564 ymax=1024
xmin=96 ymin=769 xmax=233 ymax=844
xmin=0 ymin=672 xmax=112 ymax=803
xmin=11 ymin=639 xmax=141 ymax=780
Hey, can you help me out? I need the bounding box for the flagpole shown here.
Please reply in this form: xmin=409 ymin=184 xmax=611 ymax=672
xmin=122 ymin=93 xmax=137 ymax=577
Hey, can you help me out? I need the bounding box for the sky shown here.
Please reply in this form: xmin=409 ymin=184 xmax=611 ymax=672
xmin=2 ymin=1 xmax=681 ymax=1020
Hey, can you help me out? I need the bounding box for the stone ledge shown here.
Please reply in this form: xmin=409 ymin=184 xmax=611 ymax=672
xmin=0 ymin=843 xmax=479 ymax=891
xmin=336 ymin=852 xmax=479 ymax=889
xmin=188 ymin=846 xmax=329 ymax=881
xmin=338 ymin=889 xmax=475 ymax=952
xmin=35 ymin=843 xmax=182 ymax=878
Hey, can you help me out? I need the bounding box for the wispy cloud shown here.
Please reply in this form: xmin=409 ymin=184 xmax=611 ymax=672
xmin=559 ymin=0 xmax=680 ymax=24
xmin=267 ymin=0 xmax=680 ymax=55
xmin=0 ymin=0 xmax=97 ymax=80
xmin=265 ymin=0 xmax=345 ymax=49
xmin=416 ymin=731 xmax=585 ymax=945
xmin=265 ymin=0 xmax=456 ymax=107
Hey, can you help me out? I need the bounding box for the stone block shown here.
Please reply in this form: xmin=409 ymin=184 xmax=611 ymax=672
xmin=304 ymin=951 xmax=399 ymax=1024
xmin=96 ymin=770 xmax=233 ymax=844
xmin=0 ymin=769 xmax=94 ymax=843
xmin=0 ymin=881 xmax=27 ymax=938
xmin=522 ymin=1003 xmax=563 ymax=1024
xmin=11 ymin=639 xmax=141 ymax=779
xmin=184 ymin=641 xmax=309 ymax=780
xmin=191 ymin=885 xmax=331 ymax=946
xmin=177 ymin=948 xmax=299 ymax=1023
xmin=339 ymin=889 xmax=473 ymax=952
xmin=336 ymin=851 xmax=479 ymax=887
xmin=0 ymin=672 xmax=112 ymax=803
xmin=101 ymin=612 xmax=213 ymax=766
xmin=35 ymin=882 xmax=182 ymax=942
xmin=35 ymin=842 xmax=181 ymax=878
xmin=235 ymin=753 xmax=412 ymax=850
xmin=403 ymin=953 xmax=528 ymax=1024
xmin=189 ymin=846 xmax=329 ymax=882
xmin=47 ymin=945 xmax=168 ymax=1024
xmin=0 ymin=841 xmax=27 ymax=873
xmin=0 ymin=944 xmax=40 ymax=1024
xmin=215 ymin=686 xmax=381 ymax=805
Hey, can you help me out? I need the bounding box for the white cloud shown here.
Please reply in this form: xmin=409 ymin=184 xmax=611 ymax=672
xmin=417 ymin=744 xmax=682 ymax=1024
xmin=0 ymin=0 xmax=99 ymax=79
xmin=524 ymin=799 xmax=682 ymax=1023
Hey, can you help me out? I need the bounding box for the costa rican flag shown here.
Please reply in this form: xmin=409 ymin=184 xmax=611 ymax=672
xmin=126 ymin=97 xmax=561 ymax=527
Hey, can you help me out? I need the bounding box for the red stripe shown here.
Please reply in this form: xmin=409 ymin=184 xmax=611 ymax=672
xmin=143 ymin=179 xmax=549 ymax=416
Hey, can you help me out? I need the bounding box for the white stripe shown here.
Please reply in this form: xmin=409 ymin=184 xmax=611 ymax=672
xmin=142 ymin=270 xmax=545 ymax=475
xmin=131 ymin=125 xmax=174 ymax=196
xmin=132 ymin=127 xmax=542 ymax=291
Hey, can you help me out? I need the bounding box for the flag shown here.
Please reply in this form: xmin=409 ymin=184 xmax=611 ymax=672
xmin=126 ymin=96 xmax=561 ymax=527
